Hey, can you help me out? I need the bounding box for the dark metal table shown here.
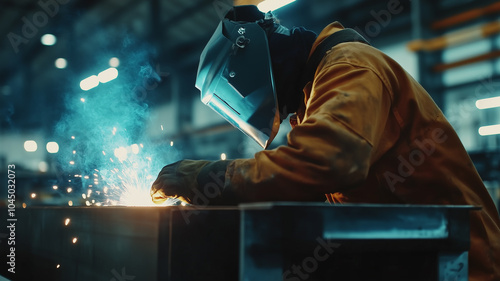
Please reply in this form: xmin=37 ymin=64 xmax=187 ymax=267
xmin=239 ymin=203 xmax=475 ymax=281
xmin=0 ymin=203 xmax=476 ymax=281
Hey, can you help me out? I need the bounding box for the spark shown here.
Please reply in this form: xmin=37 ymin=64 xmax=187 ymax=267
xmin=31 ymin=193 xmax=37 ymax=199
xmin=131 ymin=144 xmax=140 ymax=155
xmin=101 ymin=157 xmax=180 ymax=207
xmin=73 ymin=150 xmax=76 ymax=154
xmin=71 ymin=136 xmax=75 ymax=139
xmin=59 ymin=140 xmax=178 ymax=207
xmin=161 ymin=125 xmax=164 ymax=131
xmin=69 ymin=161 xmax=75 ymax=165
xmin=52 ymin=185 xmax=58 ymax=190
xmin=72 ymin=237 xmax=78 ymax=244
xmin=64 ymin=218 xmax=70 ymax=226
xmin=56 ymin=264 xmax=60 ymax=269
xmin=114 ymin=147 xmax=128 ymax=162
xmin=22 ymin=203 xmax=27 ymax=208
xmin=112 ymin=127 xmax=117 ymax=135
xmin=170 ymin=141 xmax=174 ymax=146
xmin=81 ymin=98 xmax=85 ymax=103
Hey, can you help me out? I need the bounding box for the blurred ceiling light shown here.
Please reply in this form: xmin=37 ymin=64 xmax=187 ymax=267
xmin=479 ymin=124 xmax=500 ymax=136
xmin=55 ymin=58 xmax=67 ymax=69
xmin=98 ymin=68 xmax=118 ymax=83
xmin=24 ymin=140 xmax=38 ymax=152
xmin=41 ymin=34 xmax=57 ymax=46
xmin=257 ymin=0 xmax=296 ymax=12
xmin=109 ymin=57 xmax=120 ymax=67
xmin=80 ymin=75 xmax=99 ymax=91
xmin=46 ymin=141 xmax=59 ymax=153
xmin=38 ymin=161 xmax=48 ymax=173
xmin=476 ymin=96 xmax=500 ymax=109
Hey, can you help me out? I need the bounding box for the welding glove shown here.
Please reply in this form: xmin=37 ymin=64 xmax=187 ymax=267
xmin=150 ymin=160 xmax=232 ymax=205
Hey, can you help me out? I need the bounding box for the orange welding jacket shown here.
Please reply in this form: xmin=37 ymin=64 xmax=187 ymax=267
xmin=223 ymin=22 xmax=500 ymax=280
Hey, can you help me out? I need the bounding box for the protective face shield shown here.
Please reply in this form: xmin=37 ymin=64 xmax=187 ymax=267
xmin=195 ymin=8 xmax=281 ymax=149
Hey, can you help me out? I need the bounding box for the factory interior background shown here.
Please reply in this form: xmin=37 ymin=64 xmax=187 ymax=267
xmin=1 ymin=0 xmax=499 ymax=209
xmin=1 ymin=0 xmax=500 ymax=280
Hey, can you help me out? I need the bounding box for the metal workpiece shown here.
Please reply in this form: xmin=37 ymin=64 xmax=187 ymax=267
xmin=239 ymin=203 xmax=477 ymax=281
xmin=0 ymin=206 xmax=239 ymax=281
xmin=0 ymin=204 xmax=476 ymax=281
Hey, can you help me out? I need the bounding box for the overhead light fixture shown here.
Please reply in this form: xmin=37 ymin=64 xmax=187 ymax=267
xmin=41 ymin=34 xmax=57 ymax=46
xmin=80 ymin=68 xmax=119 ymax=90
xmin=55 ymin=58 xmax=67 ymax=69
xmin=257 ymin=0 xmax=296 ymax=12
xmin=98 ymin=68 xmax=118 ymax=83
xmin=479 ymin=124 xmax=500 ymax=136
xmin=80 ymin=75 xmax=99 ymax=91
xmin=24 ymin=140 xmax=38 ymax=152
xmin=476 ymin=96 xmax=500 ymax=109
xmin=46 ymin=142 xmax=60 ymax=153
xmin=109 ymin=57 xmax=120 ymax=67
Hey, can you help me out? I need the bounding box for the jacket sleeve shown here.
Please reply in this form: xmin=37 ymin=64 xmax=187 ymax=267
xmin=223 ymin=62 xmax=393 ymax=203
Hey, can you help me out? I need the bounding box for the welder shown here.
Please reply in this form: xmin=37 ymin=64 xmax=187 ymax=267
xmin=151 ymin=5 xmax=500 ymax=281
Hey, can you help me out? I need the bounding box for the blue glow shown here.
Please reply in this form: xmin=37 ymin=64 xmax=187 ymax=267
xmin=55 ymin=46 xmax=181 ymax=206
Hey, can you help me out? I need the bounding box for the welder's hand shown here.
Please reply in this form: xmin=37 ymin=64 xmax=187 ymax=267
xmin=150 ymin=160 xmax=211 ymax=204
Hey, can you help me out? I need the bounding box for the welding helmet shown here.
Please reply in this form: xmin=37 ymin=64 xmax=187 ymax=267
xmin=195 ymin=5 xmax=316 ymax=148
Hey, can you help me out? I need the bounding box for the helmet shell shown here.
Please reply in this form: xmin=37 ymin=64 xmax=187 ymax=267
xmin=196 ymin=19 xmax=281 ymax=148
